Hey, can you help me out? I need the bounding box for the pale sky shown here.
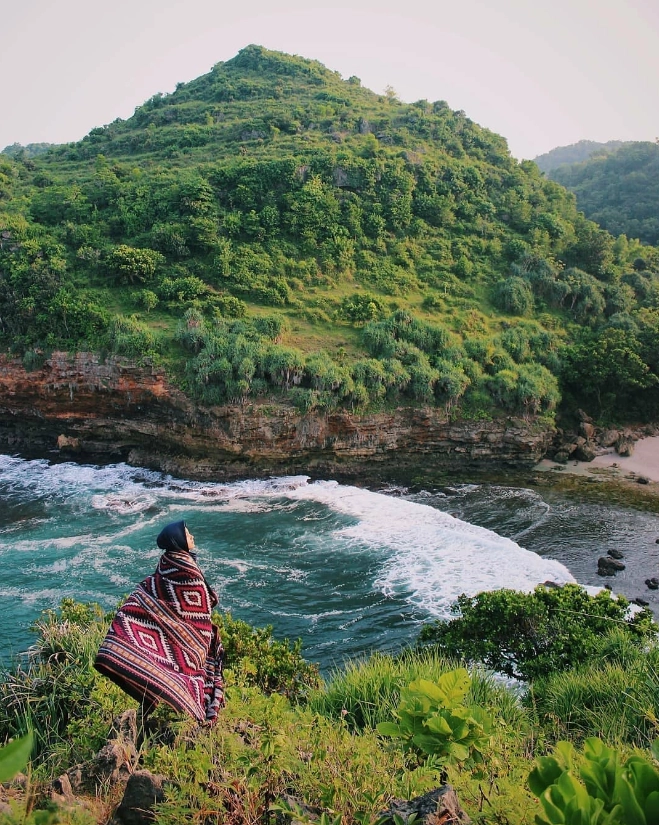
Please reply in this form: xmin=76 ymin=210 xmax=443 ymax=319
xmin=2 ymin=0 xmax=658 ymax=160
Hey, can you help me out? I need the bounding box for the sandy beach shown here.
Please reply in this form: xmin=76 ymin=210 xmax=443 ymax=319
xmin=535 ymin=435 xmax=659 ymax=485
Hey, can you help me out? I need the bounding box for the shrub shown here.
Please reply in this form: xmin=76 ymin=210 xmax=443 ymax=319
xmin=212 ymin=613 xmax=320 ymax=699
xmin=137 ymin=289 xmax=159 ymax=312
xmin=0 ymin=600 xmax=123 ymax=772
xmin=421 ymin=293 xmax=444 ymax=311
xmin=107 ymin=315 xmax=160 ymax=358
xmin=531 ymin=631 xmax=659 ymax=746
xmin=528 ymin=737 xmax=659 ymax=825
xmin=157 ymin=274 xmax=209 ymax=302
xmin=376 ymin=669 xmax=493 ymax=770
xmin=339 ymin=293 xmax=385 ymax=323
xmin=212 ymin=294 xmax=247 ymax=318
xmin=417 ymin=585 xmax=657 ymax=682
xmin=106 ymin=245 xmax=164 ymax=284
xmin=492 ymin=276 xmax=534 ymax=315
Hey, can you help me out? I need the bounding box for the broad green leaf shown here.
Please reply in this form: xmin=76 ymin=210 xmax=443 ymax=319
xmin=424 ymin=715 xmax=452 ymax=736
xmin=435 ymin=668 xmax=470 ymax=705
xmin=580 ymin=759 xmax=616 ymax=804
xmin=644 ymin=791 xmax=659 ymax=822
xmin=556 ymin=769 xmax=585 ymax=802
xmin=538 ymin=787 xmax=568 ymax=825
xmin=626 ymin=758 xmax=659 ymax=801
xmin=529 ymin=756 xmax=566 ymax=797
xmin=554 ymin=741 xmax=576 ymax=772
xmin=408 ymin=678 xmax=446 ymax=706
xmin=0 ymin=732 xmax=34 ymax=782
xmin=411 ymin=733 xmax=448 ymax=757
xmin=447 ymin=718 xmax=470 ymax=741
xmin=376 ymin=722 xmax=402 ymax=738
xmin=614 ymin=774 xmax=646 ymax=823
xmin=466 ymin=705 xmax=494 ymax=732
xmin=583 ymin=738 xmax=611 ymax=761
xmin=447 ymin=742 xmax=470 ymax=762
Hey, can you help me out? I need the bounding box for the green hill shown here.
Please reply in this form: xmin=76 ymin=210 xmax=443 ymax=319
xmin=548 ymin=141 xmax=659 ymax=246
xmin=533 ymin=139 xmax=630 ymax=174
xmin=1 ymin=141 xmax=56 ymax=159
xmin=2 ymin=44 xmax=659 ymax=423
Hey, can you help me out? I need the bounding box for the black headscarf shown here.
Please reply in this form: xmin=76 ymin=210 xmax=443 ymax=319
xmin=157 ymin=520 xmax=190 ymax=554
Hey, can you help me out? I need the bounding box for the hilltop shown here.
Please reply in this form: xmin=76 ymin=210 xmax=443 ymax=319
xmin=548 ymin=141 xmax=659 ymax=246
xmin=2 ymin=44 xmax=659 ymax=443
xmin=533 ymin=139 xmax=631 ymax=174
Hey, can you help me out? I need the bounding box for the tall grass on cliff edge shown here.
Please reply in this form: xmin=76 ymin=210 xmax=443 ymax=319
xmin=307 ymin=648 xmax=530 ymax=733
xmin=529 ymin=627 xmax=659 ymax=747
xmin=0 ymin=600 xmax=130 ymax=776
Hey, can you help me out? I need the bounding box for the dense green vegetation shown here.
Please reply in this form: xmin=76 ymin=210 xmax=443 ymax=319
xmin=1 ymin=588 xmax=658 ymax=824
xmin=417 ymin=584 xmax=657 ymax=681
xmin=1 ymin=142 xmax=55 ymax=160
xmin=549 ymin=142 xmax=659 ymax=247
xmin=533 ymin=140 xmax=630 ymax=174
xmin=3 ymin=45 xmax=659 ymax=422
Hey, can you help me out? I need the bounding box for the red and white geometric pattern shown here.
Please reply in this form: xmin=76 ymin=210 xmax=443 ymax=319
xmin=94 ymin=549 xmax=225 ymax=724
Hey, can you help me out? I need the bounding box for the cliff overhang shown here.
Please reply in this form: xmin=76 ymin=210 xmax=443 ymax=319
xmin=0 ymin=353 xmax=554 ymax=480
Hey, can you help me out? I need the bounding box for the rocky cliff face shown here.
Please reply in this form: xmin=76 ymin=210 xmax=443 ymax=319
xmin=0 ymin=353 xmax=554 ymax=480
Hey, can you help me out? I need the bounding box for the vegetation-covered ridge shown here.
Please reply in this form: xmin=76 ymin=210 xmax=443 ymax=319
xmin=533 ymin=140 xmax=633 ymax=174
xmin=2 ymin=586 xmax=659 ymax=824
xmin=2 ymin=45 xmax=659 ymax=423
xmin=549 ymin=141 xmax=659 ymax=247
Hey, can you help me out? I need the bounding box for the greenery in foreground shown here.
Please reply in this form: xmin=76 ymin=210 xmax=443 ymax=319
xmin=3 ymin=46 xmax=659 ymax=421
xmin=1 ymin=587 xmax=659 ymax=824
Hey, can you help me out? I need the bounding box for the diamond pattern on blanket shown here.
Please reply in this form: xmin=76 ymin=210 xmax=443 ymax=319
xmin=124 ymin=617 xmax=173 ymax=662
xmin=94 ymin=549 xmax=225 ymax=724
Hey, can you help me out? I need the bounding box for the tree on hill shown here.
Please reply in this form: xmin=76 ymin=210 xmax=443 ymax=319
xmin=533 ymin=139 xmax=630 ymax=174
xmin=1 ymin=142 xmax=55 ymax=160
xmin=549 ymin=141 xmax=659 ymax=246
xmin=2 ymin=46 xmax=659 ymax=423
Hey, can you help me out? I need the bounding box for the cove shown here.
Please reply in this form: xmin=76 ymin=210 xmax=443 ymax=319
xmin=1 ymin=454 xmax=658 ymax=670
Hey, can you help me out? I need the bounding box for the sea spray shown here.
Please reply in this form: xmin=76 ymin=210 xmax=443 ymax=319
xmin=0 ymin=457 xmax=580 ymax=667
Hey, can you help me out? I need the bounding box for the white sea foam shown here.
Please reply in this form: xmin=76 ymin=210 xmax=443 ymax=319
xmin=91 ymin=494 xmax=157 ymax=514
xmin=254 ymin=478 xmax=575 ymax=618
xmin=1 ymin=459 xmax=575 ymax=622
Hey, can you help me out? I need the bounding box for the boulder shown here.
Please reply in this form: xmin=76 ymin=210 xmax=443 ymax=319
xmin=380 ymin=786 xmax=470 ymax=824
xmin=598 ymin=557 xmax=625 ymax=576
xmin=573 ymin=441 xmax=598 ymax=462
xmin=607 ymin=549 xmax=624 ymax=560
xmin=52 ymin=774 xmax=76 ymax=806
xmin=56 ymin=434 xmax=80 ymax=452
xmin=636 ymin=476 xmax=650 ymax=485
xmin=114 ymin=771 xmax=169 ymax=825
xmin=645 ymin=578 xmax=659 ymax=590
xmin=579 ymin=421 xmax=596 ymax=440
xmin=68 ymin=709 xmax=138 ymax=792
xmin=599 ymin=429 xmax=619 ymax=448
xmin=615 ymin=434 xmax=635 ymax=457
xmin=552 ymin=450 xmax=571 ymax=464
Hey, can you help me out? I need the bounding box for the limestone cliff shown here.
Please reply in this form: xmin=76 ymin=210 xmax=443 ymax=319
xmin=0 ymin=353 xmax=553 ymax=480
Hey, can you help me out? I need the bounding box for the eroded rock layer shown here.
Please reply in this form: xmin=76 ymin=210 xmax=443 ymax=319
xmin=0 ymin=353 xmax=553 ymax=480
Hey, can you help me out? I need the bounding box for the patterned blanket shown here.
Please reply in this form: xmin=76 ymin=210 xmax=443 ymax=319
xmin=95 ymin=550 xmax=225 ymax=724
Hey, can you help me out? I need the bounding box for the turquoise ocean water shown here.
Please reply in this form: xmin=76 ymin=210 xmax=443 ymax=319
xmin=2 ymin=454 xmax=658 ymax=670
